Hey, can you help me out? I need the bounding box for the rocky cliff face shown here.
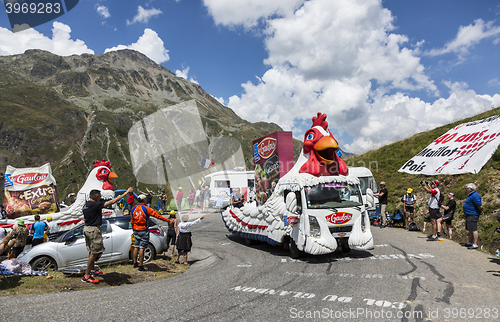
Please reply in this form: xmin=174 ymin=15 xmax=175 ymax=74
xmin=0 ymin=49 xmax=296 ymax=198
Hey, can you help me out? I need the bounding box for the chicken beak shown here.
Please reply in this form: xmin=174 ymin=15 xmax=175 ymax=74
xmin=313 ymin=136 xmax=338 ymax=165
xmin=108 ymin=172 xmax=118 ymax=179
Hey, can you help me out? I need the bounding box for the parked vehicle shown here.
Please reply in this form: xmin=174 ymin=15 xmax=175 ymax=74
xmin=17 ymin=216 xmax=167 ymax=271
xmin=348 ymin=167 xmax=379 ymax=219
xmin=201 ymin=168 xmax=255 ymax=209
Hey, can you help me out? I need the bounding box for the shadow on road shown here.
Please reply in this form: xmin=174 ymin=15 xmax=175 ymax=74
xmin=224 ymin=233 xmax=375 ymax=263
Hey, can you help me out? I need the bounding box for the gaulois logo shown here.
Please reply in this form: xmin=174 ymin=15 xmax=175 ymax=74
xmin=325 ymin=212 xmax=353 ymax=225
xmin=10 ymin=172 xmax=48 ymax=185
xmin=257 ymin=138 xmax=277 ymax=159
xmin=286 ymin=216 xmax=300 ymax=225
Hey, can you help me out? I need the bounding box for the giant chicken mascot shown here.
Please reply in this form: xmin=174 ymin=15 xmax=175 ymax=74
xmin=6 ymin=160 xmax=121 ymax=229
xmin=222 ymin=113 xmax=373 ymax=256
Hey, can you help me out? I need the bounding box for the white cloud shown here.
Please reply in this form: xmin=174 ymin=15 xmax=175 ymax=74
xmin=344 ymin=82 xmax=500 ymax=152
xmin=126 ymin=6 xmax=163 ymax=25
xmin=206 ymin=0 xmax=500 ymax=153
xmin=175 ymin=66 xmax=198 ymax=84
xmin=104 ymin=28 xmax=169 ymax=64
xmin=426 ymin=19 xmax=500 ymax=59
xmin=213 ymin=96 xmax=225 ymax=105
xmin=488 ymin=78 xmax=500 ymax=88
xmin=0 ymin=21 xmax=94 ymax=56
xmin=96 ymin=5 xmax=111 ymax=19
xmin=203 ymin=0 xmax=304 ymax=29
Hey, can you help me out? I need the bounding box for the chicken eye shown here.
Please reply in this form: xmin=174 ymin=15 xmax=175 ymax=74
xmin=307 ymin=133 xmax=314 ymax=140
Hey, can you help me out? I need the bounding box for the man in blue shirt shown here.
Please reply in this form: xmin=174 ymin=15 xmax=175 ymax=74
xmin=30 ymin=215 xmax=48 ymax=247
xmin=462 ymin=183 xmax=484 ymax=250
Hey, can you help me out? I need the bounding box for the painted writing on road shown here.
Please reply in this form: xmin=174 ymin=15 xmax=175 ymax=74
xmin=280 ymin=253 xmax=434 ymax=263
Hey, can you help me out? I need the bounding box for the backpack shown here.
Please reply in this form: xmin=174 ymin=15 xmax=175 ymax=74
xmin=438 ymin=193 xmax=444 ymax=207
xmin=408 ymin=222 xmax=420 ymax=231
xmin=131 ymin=205 xmax=149 ymax=229
xmin=434 ymin=192 xmax=444 ymax=207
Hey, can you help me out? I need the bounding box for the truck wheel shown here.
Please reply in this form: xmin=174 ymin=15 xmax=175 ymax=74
xmin=289 ymin=238 xmax=300 ymax=259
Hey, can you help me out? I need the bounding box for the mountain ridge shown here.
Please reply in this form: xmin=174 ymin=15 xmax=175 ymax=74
xmin=0 ymin=49 xmax=300 ymax=199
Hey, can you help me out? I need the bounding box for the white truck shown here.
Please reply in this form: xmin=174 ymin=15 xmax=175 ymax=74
xmin=221 ymin=112 xmax=374 ymax=258
xmin=348 ymin=167 xmax=379 ymax=219
xmin=201 ymin=168 xmax=255 ymax=209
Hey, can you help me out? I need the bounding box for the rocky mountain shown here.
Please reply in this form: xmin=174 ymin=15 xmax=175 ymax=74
xmin=0 ymin=49 xmax=300 ymax=199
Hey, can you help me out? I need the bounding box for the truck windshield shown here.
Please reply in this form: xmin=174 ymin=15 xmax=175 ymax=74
xmin=305 ymin=182 xmax=362 ymax=209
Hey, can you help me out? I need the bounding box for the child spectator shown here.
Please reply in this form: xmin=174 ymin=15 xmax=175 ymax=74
xmin=175 ymin=214 xmax=204 ymax=265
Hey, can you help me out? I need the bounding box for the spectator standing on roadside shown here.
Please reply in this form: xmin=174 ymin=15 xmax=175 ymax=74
xmin=164 ymin=210 xmax=177 ymax=257
xmin=131 ymin=194 xmax=171 ymax=271
xmin=374 ymin=182 xmax=388 ymax=228
xmin=203 ymin=186 xmax=211 ymax=213
xmin=82 ymin=188 xmax=132 ymax=284
xmin=125 ymin=192 xmax=136 ymax=213
xmin=188 ymin=189 xmax=195 ymax=213
xmin=158 ymin=190 xmax=167 ymax=212
xmin=176 ymin=187 xmax=183 ymax=213
xmin=421 ymin=180 xmax=441 ymax=241
xmin=403 ymin=188 xmax=416 ymax=230
xmin=30 ymin=214 xmax=48 ymax=247
xmin=438 ymin=192 xmax=456 ymax=239
xmin=10 ymin=219 xmax=29 ymax=258
xmin=46 ymin=216 xmax=58 ymax=234
xmin=139 ymin=189 xmax=154 ymax=208
xmin=463 ymin=183 xmax=483 ymax=250
xmin=175 ymin=214 xmax=204 ymax=265
xmin=195 ymin=187 xmax=202 ymax=209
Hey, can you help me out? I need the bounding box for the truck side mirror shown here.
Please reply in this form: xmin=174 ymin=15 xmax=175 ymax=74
xmin=286 ymin=192 xmax=297 ymax=214
xmin=366 ymin=188 xmax=375 ymax=208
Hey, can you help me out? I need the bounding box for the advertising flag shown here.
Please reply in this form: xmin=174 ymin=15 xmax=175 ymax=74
xmin=399 ymin=115 xmax=500 ymax=175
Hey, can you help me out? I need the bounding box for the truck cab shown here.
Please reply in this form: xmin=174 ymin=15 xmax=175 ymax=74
xmin=278 ymin=176 xmax=373 ymax=257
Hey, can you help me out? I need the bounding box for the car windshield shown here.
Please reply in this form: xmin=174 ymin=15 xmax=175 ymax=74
xmin=305 ymin=182 xmax=362 ymax=209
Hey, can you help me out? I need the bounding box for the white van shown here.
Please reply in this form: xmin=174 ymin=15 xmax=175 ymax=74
xmin=201 ymin=168 xmax=255 ymax=208
xmin=348 ymin=167 xmax=379 ymax=218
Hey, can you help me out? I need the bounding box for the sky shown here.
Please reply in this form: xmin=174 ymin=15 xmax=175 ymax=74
xmin=1 ymin=0 xmax=500 ymax=154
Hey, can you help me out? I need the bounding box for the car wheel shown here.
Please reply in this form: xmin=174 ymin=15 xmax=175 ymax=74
xmin=31 ymin=256 xmax=58 ymax=271
xmin=143 ymin=243 xmax=156 ymax=263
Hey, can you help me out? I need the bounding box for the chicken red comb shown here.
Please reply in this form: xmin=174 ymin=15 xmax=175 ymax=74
xmin=93 ymin=159 xmax=111 ymax=168
xmin=312 ymin=112 xmax=328 ymax=130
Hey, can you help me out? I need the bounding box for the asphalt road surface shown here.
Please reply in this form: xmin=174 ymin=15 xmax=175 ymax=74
xmin=1 ymin=211 xmax=499 ymax=322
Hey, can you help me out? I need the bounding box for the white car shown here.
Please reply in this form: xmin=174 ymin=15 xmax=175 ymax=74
xmin=17 ymin=216 xmax=167 ymax=271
